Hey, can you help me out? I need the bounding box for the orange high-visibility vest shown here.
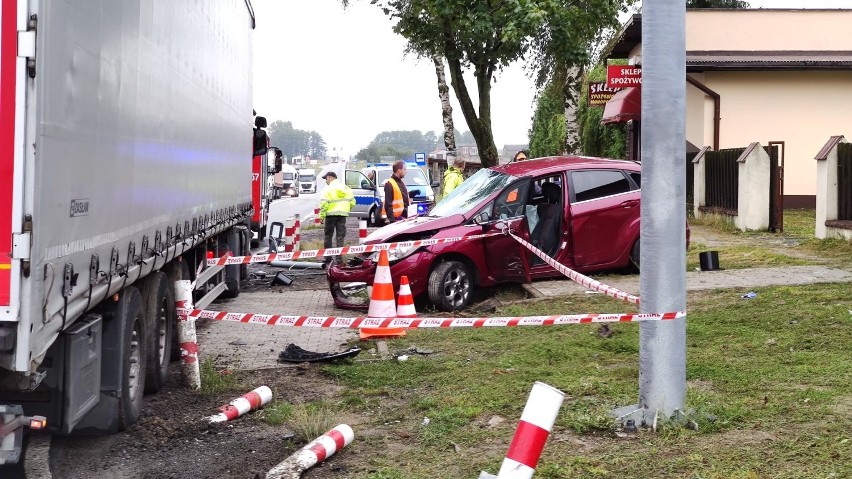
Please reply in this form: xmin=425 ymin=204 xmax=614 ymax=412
xmin=388 ymin=178 xmax=404 ymax=218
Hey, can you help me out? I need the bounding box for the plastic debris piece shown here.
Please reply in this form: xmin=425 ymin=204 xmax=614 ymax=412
xmin=741 ymin=291 xmax=757 ymax=299
xmin=422 ymin=417 xmax=430 ymax=426
xmin=278 ymin=344 xmax=361 ymax=363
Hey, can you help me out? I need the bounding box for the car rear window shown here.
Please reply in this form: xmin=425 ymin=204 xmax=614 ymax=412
xmin=571 ymin=170 xmax=632 ymax=202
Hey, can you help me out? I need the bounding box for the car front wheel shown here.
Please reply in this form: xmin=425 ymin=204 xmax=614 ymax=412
xmin=428 ymin=260 xmax=473 ymax=312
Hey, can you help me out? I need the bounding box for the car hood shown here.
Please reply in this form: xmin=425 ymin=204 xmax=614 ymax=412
xmin=365 ymin=214 xmax=466 ymax=243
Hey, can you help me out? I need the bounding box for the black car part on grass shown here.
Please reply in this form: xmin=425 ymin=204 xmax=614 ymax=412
xmin=278 ymin=344 xmax=362 ymax=363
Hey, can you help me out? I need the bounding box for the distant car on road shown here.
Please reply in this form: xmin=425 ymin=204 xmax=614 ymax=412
xmin=328 ymin=156 xmax=687 ymax=311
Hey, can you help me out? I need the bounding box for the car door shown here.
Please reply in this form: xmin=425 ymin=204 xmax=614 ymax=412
xmin=568 ymin=169 xmax=639 ymax=267
xmin=345 ymin=169 xmax=375 ymax=219
xmin=480 ymin=178 xmax=532 ymax=284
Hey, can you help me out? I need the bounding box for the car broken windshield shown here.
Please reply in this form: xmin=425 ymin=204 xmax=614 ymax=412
xmin=430 ymin=168 xmax=517 ymax=217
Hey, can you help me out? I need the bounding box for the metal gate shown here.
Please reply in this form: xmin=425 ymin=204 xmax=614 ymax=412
xmin=767 ymin=143 xmax=784 ymax=232
xmin=839 ymin=143 xmax=852 ymax=221
xmin=702 ymin=148 xmax=743 ymax=215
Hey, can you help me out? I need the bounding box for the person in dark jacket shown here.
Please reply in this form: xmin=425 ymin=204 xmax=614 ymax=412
xmin=383 ymin=160 xmax=410 ymax=223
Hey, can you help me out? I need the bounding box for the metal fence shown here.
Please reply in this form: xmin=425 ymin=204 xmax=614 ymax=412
xmin=686 ymin=151 xmax=697 ymax=214
xmin=702 ymin=148 xmax=744 ymax=214
xmin=839 ymin=143 xmax=852 ymax=221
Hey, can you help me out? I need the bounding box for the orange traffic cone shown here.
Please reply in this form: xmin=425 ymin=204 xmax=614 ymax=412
xmin=360 ymin=250 xmax=406 ymax=340
xmin=396 ymin=276 xmax=417 ymax=318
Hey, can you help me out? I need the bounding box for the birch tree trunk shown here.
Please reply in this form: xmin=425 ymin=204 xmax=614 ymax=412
xmin=433 ymin=56 xmax=456 ymax=151
xmin=563 ymin=64 xmax=583 ymax=155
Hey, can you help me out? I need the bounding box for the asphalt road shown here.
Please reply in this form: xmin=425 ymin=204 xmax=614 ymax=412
xmin=268 ymin=191 xmax=321 ymax=226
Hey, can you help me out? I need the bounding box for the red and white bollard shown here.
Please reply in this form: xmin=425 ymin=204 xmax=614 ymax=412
xmin=205 ymin=386 xmax=273 ymax=423
xmin=493 ymin=382 xmax=565 ymax=479
xmin=314 ymin=208 xmax=321 ymax=225
xmin=174 ymin=280 xmax=201 ymax=389
xmin=293 ymin=214 xmax=301 ymax=251
xmin=359 ymin=219 xmax=368 ymax=244
xmin=265 ymin=424 xmax=355 ymax=479
xmin=283 ymin=218 xmax=295 ymax=252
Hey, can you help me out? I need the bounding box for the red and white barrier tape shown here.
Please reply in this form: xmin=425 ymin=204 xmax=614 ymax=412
xmin=206 ymin=386 xmax=273 ymax=423
xmin=180 ymin=308 xmax=684 ymax=328
xmin=507 ymin=231 xmax=641 ymax=305
xmin=206 ymin=232 xmax=502 ymax=266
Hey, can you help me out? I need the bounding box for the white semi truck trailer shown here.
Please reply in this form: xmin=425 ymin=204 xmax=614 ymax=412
xmin=0 ymin=0 xmax=258 ymax=463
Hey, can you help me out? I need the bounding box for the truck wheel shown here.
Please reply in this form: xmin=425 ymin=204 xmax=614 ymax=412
xmin=221 ymin=228 xmax=242 ymax=299
xmin=629 ymin=238 xmax=641 ymax=272
xmin=140 ymin=272 xmax=174 ymax=393
xmin=428 ymin=261 xmax=473 ymax=312
xmin=119 ymin=287 xmax=147 ymax=431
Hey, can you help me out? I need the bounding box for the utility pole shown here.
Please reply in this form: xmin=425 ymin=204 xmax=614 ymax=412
xmin=613 ymin=0 xmax=688 ymax=427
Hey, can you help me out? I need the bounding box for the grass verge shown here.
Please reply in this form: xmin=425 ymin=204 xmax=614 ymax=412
xmin=315 ymin=283 xmax=851 ymax=478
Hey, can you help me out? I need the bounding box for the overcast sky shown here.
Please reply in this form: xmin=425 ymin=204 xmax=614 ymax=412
xmin=251 ymin=0 xmax=850 ymax=159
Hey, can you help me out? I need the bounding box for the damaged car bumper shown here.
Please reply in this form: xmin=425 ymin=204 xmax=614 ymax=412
xmin=327 ymin=249 xmax=435 ymax=310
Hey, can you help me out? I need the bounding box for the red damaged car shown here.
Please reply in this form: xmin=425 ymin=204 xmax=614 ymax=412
xmin=329 ymin=156 xmax=659 ymax=312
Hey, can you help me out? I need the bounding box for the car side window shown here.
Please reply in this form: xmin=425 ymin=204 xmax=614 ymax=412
xmin=570 ymin=170 xmax=632 ymax=203
xmin=492 ymin=180 xmax=530 ymax=219
xmin=628 ymin=171 xmax=641 ymax=190
xmin=345 ymin=170 xmax=371 ymax=190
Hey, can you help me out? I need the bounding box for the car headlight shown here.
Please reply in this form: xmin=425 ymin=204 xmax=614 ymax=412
xmin=371 ymin=245 xmax=418 ymax=262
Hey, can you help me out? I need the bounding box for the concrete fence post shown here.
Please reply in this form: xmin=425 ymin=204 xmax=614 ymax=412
xmin=735 ymin=142 xmax=771 ymax=231
xmin=815 ymin=135 xmax=849 ymax=240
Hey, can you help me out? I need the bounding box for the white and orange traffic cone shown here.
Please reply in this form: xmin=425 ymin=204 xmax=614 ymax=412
xmin=360 ymin=250 xmax=405 ymax=340
xmin=396 ymin=276 xmax=417 ymax=318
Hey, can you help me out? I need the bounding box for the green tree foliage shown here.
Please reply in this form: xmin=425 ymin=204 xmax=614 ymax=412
xmin=686 ymin=0 xmax=749 ymax=7
xmin=266 ymin=120 xmax=327 ymax=160
xmin=529 ymin=74 xmax=567 ymax=157
xmin=359 ymin=0 xmax=628 ymax=168
xmin=354 ymin=130 xmax=440 ymax=163
xmin=577 ymin=63 xmax=627 ymax=159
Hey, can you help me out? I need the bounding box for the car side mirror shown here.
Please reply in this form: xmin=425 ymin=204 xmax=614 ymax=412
xmin=431 ymin=181 xmax=440 ymax=188
xmin=473 ymin=211 xmax=490 ymax=225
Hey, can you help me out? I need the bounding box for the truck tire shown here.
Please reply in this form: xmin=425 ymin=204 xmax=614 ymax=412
xmin=140 ymin=272 xmax=174 ymax=393
xmin=428 ymin=260 xmax=473 ymax=312
xmin=119 ymin=286 xmax=147 ymax=431
xmin=221 ymin=228 xmax=242 ymax=299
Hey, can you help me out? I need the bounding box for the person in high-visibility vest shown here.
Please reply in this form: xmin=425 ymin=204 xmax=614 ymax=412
xmin=319 ymin=171 xmax=355 ymax=262
xmin=441 ymin=155 xmax=466 ymax=200
xmin=383 ymin=160 xmax=410 ymax=223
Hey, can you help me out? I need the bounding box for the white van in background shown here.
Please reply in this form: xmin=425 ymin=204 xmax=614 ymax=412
xmin=298 ymin=168 xmax=317 ymax=193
